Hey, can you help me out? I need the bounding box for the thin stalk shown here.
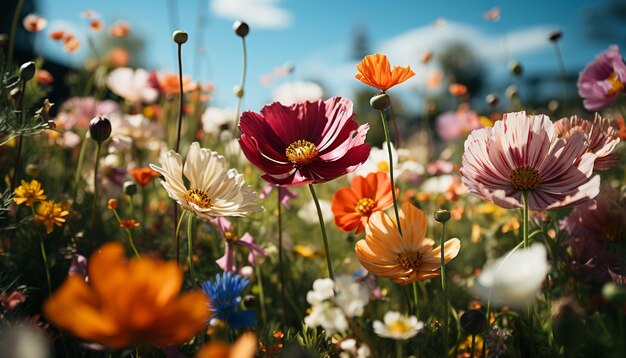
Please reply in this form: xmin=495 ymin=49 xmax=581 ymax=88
xmin=255 ymin=263 xmax=267 ymax=323
xmin=277 ymin=188 xmax=288 ymax=328
xmin=7 ymin=0 xmax=25 ymax=69
xmin=470 ymin=334 xmax=476 ymax=358
xmin=187 ymin=212 xmax=196 ymax=286
xmin=91 ymin=141 xmax=102 ymax=241
xmin=440 ymin=220 xmax=449 ymax=358
xmin=173 ymin=40 xmax=185 ymax=264
xmin=522 ymin=191 xmax=534 ymax=358
xmin=308 ymin=184 xmax=334 ymax=280
xmin=412 ymin=282 xmax=420 ymax=320
xmin=396 ymin=341 xmax=403 ymax=358
xmin=378 ymin=108 xmax=402 ymax=236
xmin=11 ymin=80 xmax=27 ymax=190
xmin=111 ymin=208 xmax=140 ymax=258
xmin=387 ymin=103 xmax=401 ymax=147
xmin=73 ymin=132 xmax=90 ymax=203
xmin=232 ymin=36 xmax=248 ymax=137
xmin=40 ymin=235 xmax=52 ymax=296
xmin=552 ymin=43 xmax=568 ymax=100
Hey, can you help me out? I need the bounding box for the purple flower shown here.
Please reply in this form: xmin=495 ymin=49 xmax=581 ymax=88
xmin=212 ymin=217 xmax=266 ymax=273
xmin=577 ymin=45 xmax=626 ymax=111
xmin=258 ymin=183 xmax=297 ymax=209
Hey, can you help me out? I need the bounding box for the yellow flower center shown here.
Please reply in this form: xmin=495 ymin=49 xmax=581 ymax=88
xmin=285 ymin=140 xmax=318 ymax=166
xmin=224 ymin=231 xmax=238 ymax=242
xmin=184 ymin=188 xmax=212 ymax=209
xmin=397 ymin=251 xmax=423 ymax=271
xmin=355 ymin=197 xmax=376 ymax=216
xmin=607 ymin=72 xmax=625 ymax=96
xmin=377 ymin=161 xmax=390 ymax=172
xmin=510 ymin=166 xmax=541 ymax=191
xmin=388 ymin=320 xmax=411 ymax=334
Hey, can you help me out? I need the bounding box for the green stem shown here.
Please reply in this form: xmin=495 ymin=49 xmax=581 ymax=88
xmin=521 ymin=191 xmax=534 ymax=358
xmin=73 ymin=132 xmax=90 ymax=203
xmin=277 ymin=188 xmax=288 ymax=328
xmin=396 ymin=340 xmax=403 ymax=358
xmin=175 ymin=209 xmax=186 ymax=264
xmin=308 ymin=184 xmax=334 ymax=280
xmin=255 ymin=263 xmax=267 ymax=323
xmin=378 ymin=109 xmax=402 ymax=236
xmin=470 ymin=334 xmax=476 ymax=358
xmin=7 ymin=0 xmax=25 ymax=69
xmin=412 ymin=282 xmax=420 ymax=320
xmin=232 ymin=36 xmax=248 ymax=137
xmin=91 ymin=141 xmax=102 ymax=242
xmin=175 ymin=42 xmax=185 ymax=153
xmin=111 ymin=208 xmax=140 ymax=258
xmin=10 ymin=80 xmax=27 ymax=190
xmin=187 ymin=212 xmax=195 ymax=286
xmin=440 ymin=220 xmax=449 ymax=358
xmin=40 ymin=236 xmax=52 ymax=296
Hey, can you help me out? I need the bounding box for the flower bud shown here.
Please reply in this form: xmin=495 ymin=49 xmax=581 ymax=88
xmin=370 ymin=93 xmax=390 ymax=111
xmin=19 ymin=61 xmax=36 ymax=81
xmin=89 ymin=116 xmax=112 ymax=143
xmin=485 ymin=93 xmax=499 ymax=107
xmin=25 ymin=163 xmax=40 ymax=178
xmin=505 ymin=85 xmax=519 ymax=99
xmin=548 ymin=30 xmax=562 ymax=42
xmin=508 ymin=60 xmax=523 ymax=76
xmin=123 ymin=181 xmax=137 ymax=196
xmin=233 ymin=20 xmax=249 ymax=38
xmin=434 ymin=209 xmax=451 ymax=223
xmin=172 ymin=30 xmax=188 ymax=44
xmin=460 ymin=309 xmax=487 ymax=335
xmin=233 ymin=85 xmax=244 ymax=98
xmin=243 ymin=294 xmax=257 ymax=309
xmin=548 ymin=100 xmax=559 ymax=113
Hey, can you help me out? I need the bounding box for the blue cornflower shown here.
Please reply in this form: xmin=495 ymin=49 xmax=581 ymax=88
xmin=201 ymin=272 xmax=257 ymax=329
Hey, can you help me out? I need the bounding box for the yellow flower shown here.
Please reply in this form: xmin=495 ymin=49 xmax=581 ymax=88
xmin=13 ymin=180 xmax=47 ymax=206
xmin=35 ymin=201 xmax=69 ymax=234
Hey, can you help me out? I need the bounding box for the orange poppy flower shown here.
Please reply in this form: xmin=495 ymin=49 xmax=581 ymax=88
xmin=355 ymin=54 xmax=415 ymax=91
xmin=196 ymin=332 xmax=257 ymax=358
xmin=355 ymin=202 xmax=461 ymax=285
xmin=43 ymin=242 xmax=210 ymax=349
xmin=129 ymin=167 xmax=161 ymax=186
xmin=89 ymin=19 xmax=103 ymax=31
xmin=331 ymin=171 xmax=393 ymax=234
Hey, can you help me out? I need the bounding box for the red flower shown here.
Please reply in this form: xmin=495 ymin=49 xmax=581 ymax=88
xmin=238 ymin=97 xmax=370 ymax=186
xmin=129 ymin=167 xmax=160 ymax=186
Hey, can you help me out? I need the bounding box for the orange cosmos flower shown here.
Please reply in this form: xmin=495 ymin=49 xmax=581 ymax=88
xmin=89 ymin=19 xmax=103 ymax=31
xmin=109 ymin=21 xmax=131 ymax=37
xmin=355 ymin=54 xmax=415 ymax=91
xmin=196 ymin=332 xmax=257 ymax=358
xmin=355 ymin=202 xmax=461 ymax=285
xmin=331 ymin=171 xmax=394 ymax=234
xmin=43 ymin=242 xmax=210 ymax=349
xmin=63 ymin=34 xmax=80 ymax=53
xmin=129 ymin=167 xmax=161 ymax=186
xmin=119 ymin=219 xmax=140 ymax=229
xmin=49 ymin=29 xmax=65 ymax=41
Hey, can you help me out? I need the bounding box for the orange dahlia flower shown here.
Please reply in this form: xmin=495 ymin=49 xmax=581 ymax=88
xmin=355 ymin=54 xmax=415 ymax=91
xmin=331 ymin=171 xmax=393 ymax=234
xmin=355 ymin=202 xmax=460 ymax=285
xmin=43 ymin=242 xmax=210 ymax=349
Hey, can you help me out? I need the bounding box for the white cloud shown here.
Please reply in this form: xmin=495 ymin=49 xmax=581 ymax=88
xmin=211 ymin=0 xmax=292 ymax=29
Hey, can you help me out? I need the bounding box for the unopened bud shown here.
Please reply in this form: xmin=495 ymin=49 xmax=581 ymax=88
xmin=233 ymin=85 xmax=244 ymax=98
xmin=508 ymin=60 xmax=523 ymax=76
xmin=172 ymin=30 xmax=188 ymax=44
xmin=243 ymin=294 xmax=257 ymax=309
xmin=89 ymin=116 xmax=112 ymax=143
xmin=505 ymin=85 xmax=519 ymax=99
xmin=233 ymin=20 xmax=249 ymax=38
xmin=548 ymin=30 xmax=562 ymax=42
xmin=460 ymin=309 xmax=487 ymax=335
xmin=370 ymin=93 xmax=390 ymax=111
xmin=19 ymin=61 xmax=36 ymax=81
xmin=485 ymin=93 xmax=499 ymax=107
xmin=123 ymin=181 xmax=137 ymax=196
xmin=434 ymin=209 xmax=451 ymax=223
xmin=548 ymin=100 xmax=560 ymax=113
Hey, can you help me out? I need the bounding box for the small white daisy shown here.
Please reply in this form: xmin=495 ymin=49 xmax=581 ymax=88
xmin=373 ymin=311 xmax=423 ymax=340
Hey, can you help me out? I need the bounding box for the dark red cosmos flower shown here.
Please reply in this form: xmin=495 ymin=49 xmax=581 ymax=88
xmin=238 ymin=96 xmax=370 ymax=186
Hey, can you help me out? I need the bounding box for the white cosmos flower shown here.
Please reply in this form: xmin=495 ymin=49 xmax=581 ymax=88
xmin=107 ymin=67 xmax=158 ymax=103
xmin=201 ymin=106 xmax=236 ymax=140
xmin=297 ymin=198 xmax=332 ymax=224
xmin=471 ymin=243 xmax=550 ymax=309
xmin=334 ymin=275 xmax=370 ymax=318
xmin=149 ymin=142 xmax=263 ymax=220
xmin=373 ymin=311 xmax=423 ymax=340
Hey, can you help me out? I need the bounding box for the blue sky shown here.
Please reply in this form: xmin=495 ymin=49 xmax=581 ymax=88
xmin=33 ymin=0 xmax=613 ymax=112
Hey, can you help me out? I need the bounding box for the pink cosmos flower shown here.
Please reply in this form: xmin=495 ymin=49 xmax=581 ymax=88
xmin=577 ymin=45 xmax=626 ymax=111
xmin=0 ymin=291 xmax=26 ymax=311
xmin=555 ymin=114 xmax=621 ymax=171
xmin=435 ymin=104 xmax=483 ymax=141
xmin=212 ymin=217 xmax=266 ymax=273
xmin=460 ymin=111 xmax=600 ymax=211
xmin=55 ymin=97 xmax=119 ymax=130
xmin=238 ymin=97 xmax=370 ymax=186
xmin=258 ymin=184 xmax=297 ymax=209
